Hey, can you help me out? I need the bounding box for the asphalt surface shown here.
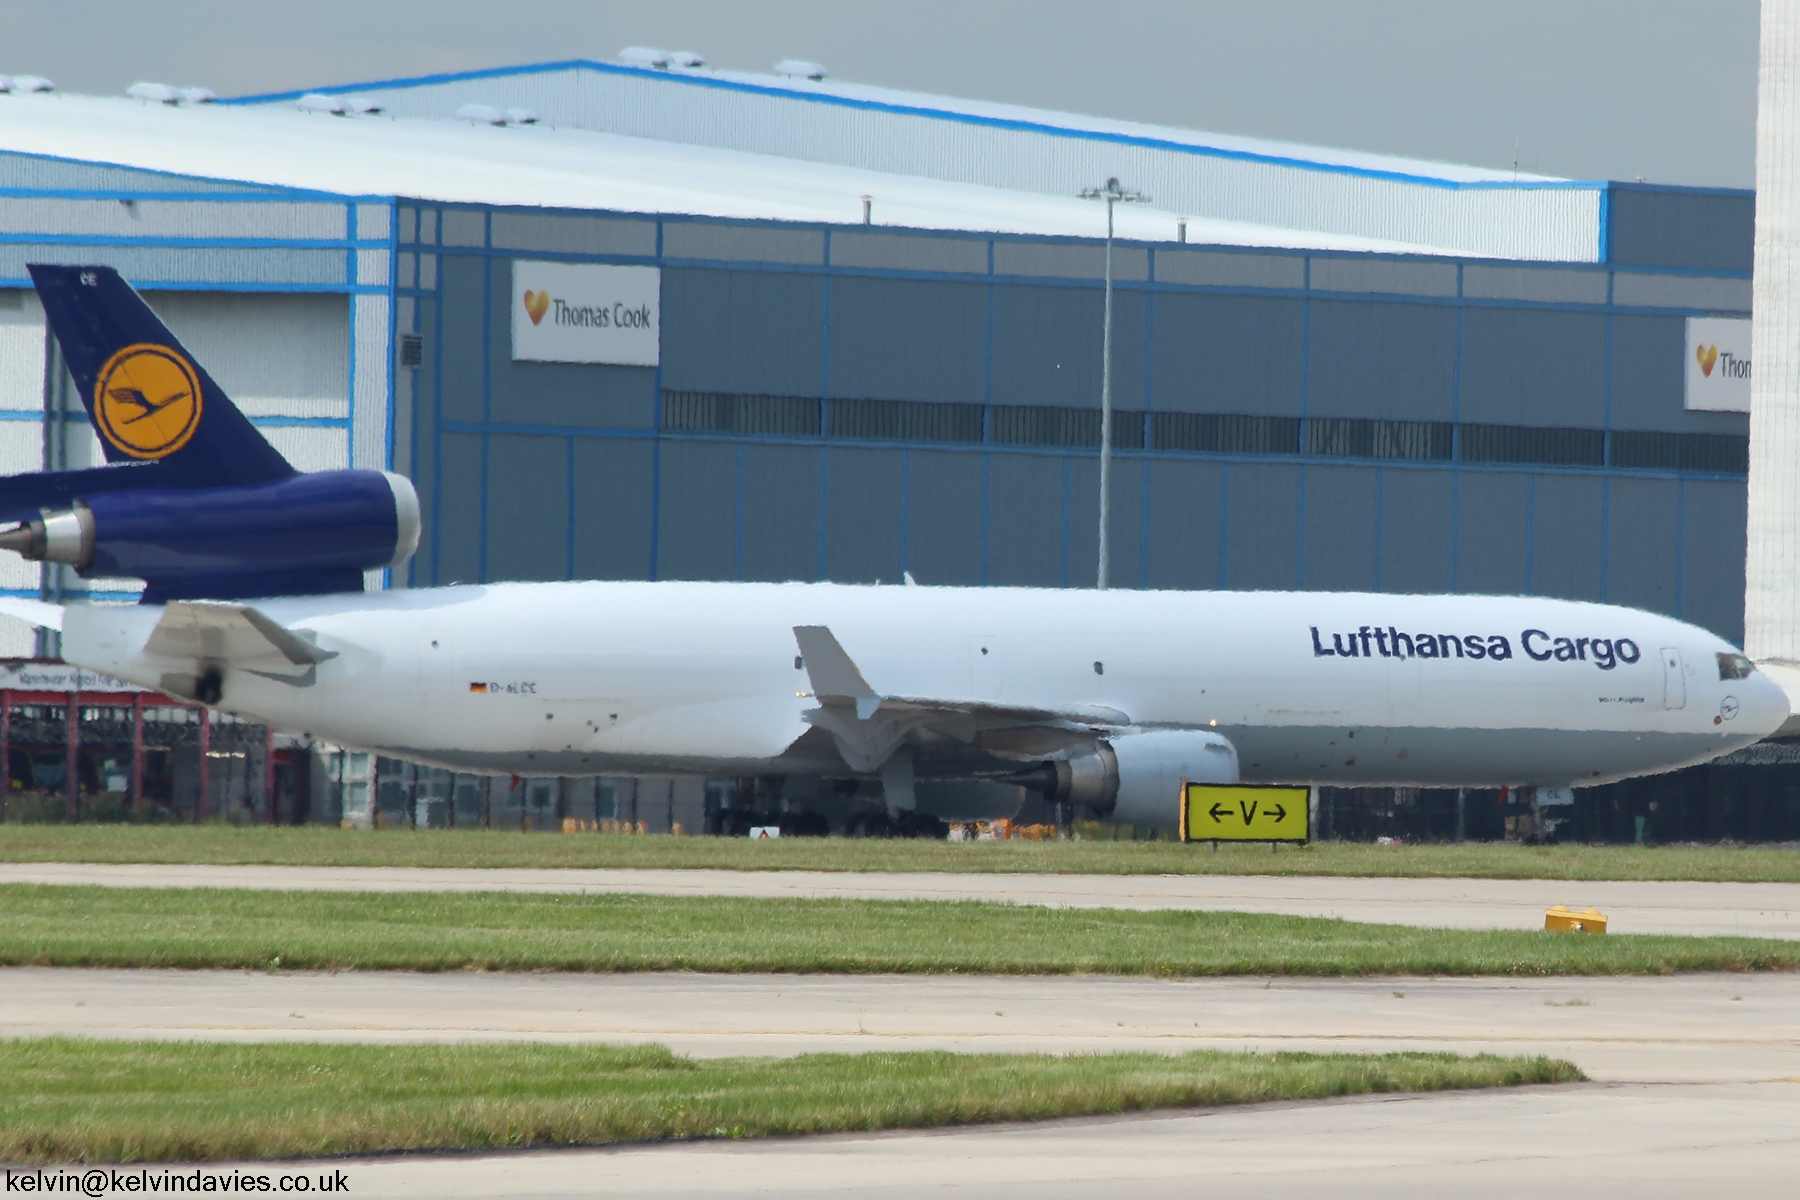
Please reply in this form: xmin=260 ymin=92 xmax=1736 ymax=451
xmin=4 ymin=861 xmax=1799 ymax=936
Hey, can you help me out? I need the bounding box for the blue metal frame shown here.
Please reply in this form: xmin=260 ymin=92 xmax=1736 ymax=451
xmin=647 ymin=221 xmax=665 ymax=582
xmin=345 ymin=205 xmax=359 ymax=471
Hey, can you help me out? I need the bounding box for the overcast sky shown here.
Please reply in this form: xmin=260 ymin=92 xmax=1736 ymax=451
xmin=9 ymin=0 xmax=1761 ymax=187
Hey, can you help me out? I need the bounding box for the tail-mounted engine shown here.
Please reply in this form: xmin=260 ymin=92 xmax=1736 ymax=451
xmin=0 ymin=469 xmax=420 ymax=602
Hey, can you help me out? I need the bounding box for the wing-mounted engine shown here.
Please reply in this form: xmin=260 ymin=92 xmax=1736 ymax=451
xmin=1029 ymin=729 xmax=1240 ymax=829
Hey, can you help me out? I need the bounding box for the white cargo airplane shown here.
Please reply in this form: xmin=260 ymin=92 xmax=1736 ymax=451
xmin=0 ymin=266 xmax=1786 ymax=830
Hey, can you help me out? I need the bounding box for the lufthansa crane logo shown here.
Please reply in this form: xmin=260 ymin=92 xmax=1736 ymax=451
xmin=93 ymin=343 xmax=203 ymax=459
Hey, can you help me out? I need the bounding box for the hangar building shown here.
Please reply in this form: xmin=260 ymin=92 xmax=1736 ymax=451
xmin=0 ymin=58 xmax=1778 ymax=838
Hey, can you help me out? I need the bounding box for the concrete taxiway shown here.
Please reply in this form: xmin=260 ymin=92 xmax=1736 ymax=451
xmin=9 ymin=865 xmax=1797 ymax=1193
xmin=3 ymin=861 xmax=1799 ymax=936
xmin=33 ymin=967 xmax=1783 ymax=1199
xmin=11 ymin=968 xmax=1799 ymax=1083
xmin=219 ymin=1082 xmax=1800 ymax=1200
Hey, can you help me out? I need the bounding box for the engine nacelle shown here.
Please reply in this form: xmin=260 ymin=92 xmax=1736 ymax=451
xmin=1051 ymin=729 xmax=1240 ymax=830
xmin=914 ymin=781 xmax=1026 ymax=822
xmin=0 ymin=469 xmax=419 ymax=600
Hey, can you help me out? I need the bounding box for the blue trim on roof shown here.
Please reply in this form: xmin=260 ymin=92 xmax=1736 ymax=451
xmin=0 ymin=188 xmax=316 ymax=203
xmin=1606 ymin=179 xmax=1754 ymax=199
xmin=225 ymin=59 xmax=1611 ymax=194
xmin=0 ymin=279 xmax=390 ymax=295
xmin=0 ymin=234 xmax=389 ymax=250
xmin=0 ymin=410 xmax=352 ymax=426
xmin=0 ymin=148 xmax=296 ymax=195
xmin=226 ymin=59 xmax=600 ymax=106
xmin=0 ymin=148 xmax=386 ymax=204
xmin=1598 ymin=182 xmax=1612 ymax=263
xmin=249 ymin=415 xmax=351 ymax=428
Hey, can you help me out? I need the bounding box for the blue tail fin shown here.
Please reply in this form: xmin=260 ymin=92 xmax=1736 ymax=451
xmin=28 ymin=265 xmax=295 ymax=488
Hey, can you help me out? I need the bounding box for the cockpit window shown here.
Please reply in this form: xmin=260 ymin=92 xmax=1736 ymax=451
xmin=1718 ymin=652 xmax=1754 ymax=681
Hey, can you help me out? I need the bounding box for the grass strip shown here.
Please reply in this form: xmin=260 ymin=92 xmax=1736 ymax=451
xmin=0 ymin=1038 xmax=1579 ymax=1163
xmin=4 ymin=825 xmax=1799 ymax=882
xmin=0 ymin=885 xmax=1794 ymax=975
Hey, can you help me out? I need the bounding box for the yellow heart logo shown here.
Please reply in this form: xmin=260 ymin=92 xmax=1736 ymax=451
xmin=523 ymin=289 xmax=550 ymax=325
xmin=1696 ymin=343 xmax=1718 ymax=376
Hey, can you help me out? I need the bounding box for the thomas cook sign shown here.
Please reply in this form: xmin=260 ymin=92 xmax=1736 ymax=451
xmin=511 ymin=261 xmax=660 ymax=366
xmin=1685 ymin=316 xmax=1750 ymax=413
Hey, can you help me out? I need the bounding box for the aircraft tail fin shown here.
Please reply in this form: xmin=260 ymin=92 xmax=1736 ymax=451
xmin=27 ymin=264 xmax=295 ymax=488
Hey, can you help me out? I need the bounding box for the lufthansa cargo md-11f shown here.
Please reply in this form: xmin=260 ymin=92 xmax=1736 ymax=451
xmin=0 ymin=266 xmax=1785 ymax=831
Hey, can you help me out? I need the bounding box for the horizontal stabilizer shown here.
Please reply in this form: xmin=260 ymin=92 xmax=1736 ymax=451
xmin=0 ymin=462 xmax=162 ymax=528
xmin=0 ymin=596 xmax=64 ymax=631
xmin=144 ymin=601 xmax=336 ymax=678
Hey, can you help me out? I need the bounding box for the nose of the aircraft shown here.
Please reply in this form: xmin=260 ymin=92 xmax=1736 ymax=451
xmin=1746 ymin=665 xmax=1796 ymax=738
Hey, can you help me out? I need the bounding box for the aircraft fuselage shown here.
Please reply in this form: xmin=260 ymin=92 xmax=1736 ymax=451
xmin=58 ymin=580 xmax=1787 ymax=791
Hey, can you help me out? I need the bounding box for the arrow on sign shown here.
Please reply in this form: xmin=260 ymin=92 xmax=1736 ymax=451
xmin=1268 ymin=803 xmax=1287 ymax=822
xmin=1208 ymin=803 xmax=1230 ymax=822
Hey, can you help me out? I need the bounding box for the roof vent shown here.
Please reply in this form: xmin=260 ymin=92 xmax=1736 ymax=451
xmin=179 ymin=87 xmax=217 ymax=105
xmin=668 ymin=50 xmax=706 ymax=69
xmin=774 ymin=59 xmax=827 ymax=81
xmin=455 ymin=103 xmax=507 ymax=125
xmin=619 ymin=47 xmax=672 ymax=69
xmin=295 ymin=93 xmax=348 ymax=116
xmin=126 ymin=82 xmax=182 ymax=104
xmin=9 ymin=75 xmax=54 ymax=94
xmin=505 ymin=107 xmax=541 ymax=125
xmin=343 ymin=95 xmax=385 ymax=115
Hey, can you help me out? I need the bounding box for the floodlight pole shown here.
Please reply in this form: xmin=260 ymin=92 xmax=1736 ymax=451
xmin=1079 ymin=178 xmax=1147 ymax=590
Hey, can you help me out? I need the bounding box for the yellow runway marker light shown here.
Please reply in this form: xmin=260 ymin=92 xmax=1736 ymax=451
xmin=1545 ymin=906 xmax=1608 ymax=933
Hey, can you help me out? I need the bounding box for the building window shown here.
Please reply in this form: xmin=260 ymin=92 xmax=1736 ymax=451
xmin=1304 ymin=418 xmax=1453 ymax=462
xmin=1610 ymin=430 xmax=1748 ymax=474
xmin=1458 ymin=424 xmax=1606 ymax=467
xmin=662 ymin=391 xmax=820 ymax=436
xmin=990 ymin=406 xmax=1144 ymax=449
xmin=655 ymin=391 xmax=1747 ymax=476
xmin=1152 ymin=413 xmax=1300 ymax=455
xmin=827 ymin=398 xmax=984 ymax=443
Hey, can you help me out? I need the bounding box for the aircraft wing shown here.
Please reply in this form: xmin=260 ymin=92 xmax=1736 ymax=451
xmin=792 ymin=624 xmax=1128 ymax=772
xmin=879 ymin=695 xmax=1130 ymax=728
xmin=143 ymin=600 xmax=337 ymax=682
xmin=792 ymin=624 xmax=1126 ymax=727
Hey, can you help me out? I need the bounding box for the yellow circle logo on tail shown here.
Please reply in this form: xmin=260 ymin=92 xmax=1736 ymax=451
xmin=93 ymin=343 xmax=203 ymax=459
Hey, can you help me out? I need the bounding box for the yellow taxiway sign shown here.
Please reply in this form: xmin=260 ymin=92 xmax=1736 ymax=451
xmin=1181 ymin=783 xmax=1310 ymax=843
